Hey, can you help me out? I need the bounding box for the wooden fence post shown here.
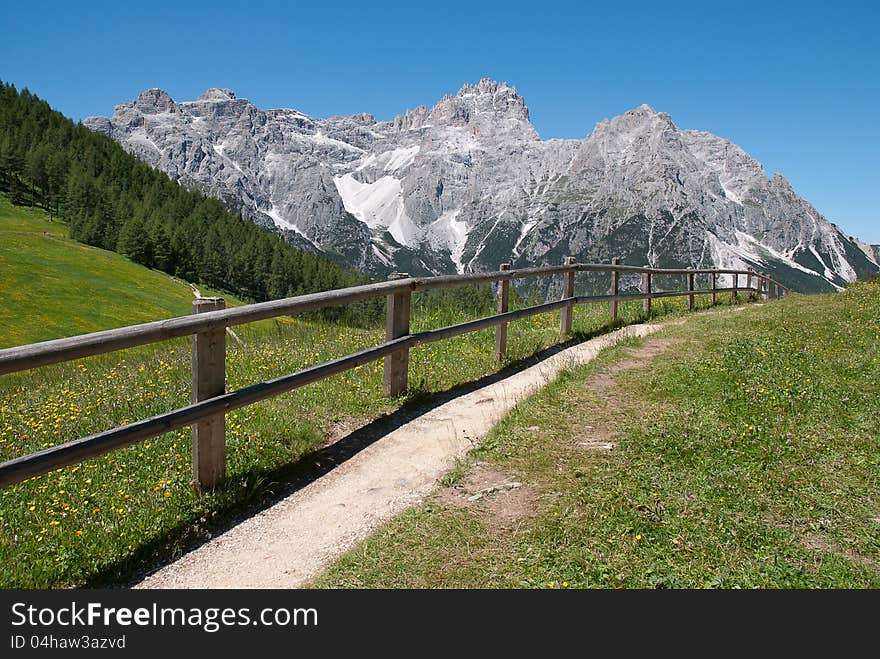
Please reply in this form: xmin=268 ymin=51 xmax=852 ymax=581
xmin=711 ymin=271 xmax=717 ymax=306
xmin=495 ymin=263 xmax=511 ymax=361
xmin=746 ymin=270 xmax=753 ymax=299
xmin=732 ymin=272 xmax=739 ymax=301
xmin=642 ymin=267 xmax=652 ymax=317
xmin=191 ymin=297 xmax=226 ymax=494
xmin=560 ymin=256 xmax=576 ymax=338
xmin=384 ymin=272 xmax=411 ymax=396
xmin=687 ymin=272 xmax=695 ymax=311
xmin=610 ymin=257 xmax=620 ymax=323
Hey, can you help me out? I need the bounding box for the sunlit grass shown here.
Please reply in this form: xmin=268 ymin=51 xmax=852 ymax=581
xmin=0 ymin=195 xmax=238 ymax=348
xmin=315 ymin=281 xmax=880 ymax=589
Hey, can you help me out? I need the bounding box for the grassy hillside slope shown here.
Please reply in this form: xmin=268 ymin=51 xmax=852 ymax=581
xmin=0 ymin=195 xmax=233 ymax=347
xmin=316 ymin=282 xmax=880 ymax=588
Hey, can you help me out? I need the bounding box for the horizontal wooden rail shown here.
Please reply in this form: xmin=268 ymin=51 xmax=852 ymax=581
xmin=0 ymin=258 xmax=787 ymax=490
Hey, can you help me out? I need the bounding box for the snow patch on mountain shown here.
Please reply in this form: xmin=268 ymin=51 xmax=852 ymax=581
xmin=818 ymin=222 xmax=857 ymax=283
xmin=428 ymin=209 xmax=469 ymax=272
xmin=513 ymin=219 xmax=538 ymax=257
xmin=808 ymin=245 xmax=836 ymax=281
xmin=370 ymin=242 xmax=395 ymax=267
xmin=334 ymin=174 xmax=420 ymax=247
xmin=265 ymin=205 xmax=319 ymax=248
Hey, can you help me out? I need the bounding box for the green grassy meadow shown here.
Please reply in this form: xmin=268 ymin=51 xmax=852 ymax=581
xmin=0 ymin=196 xmax=236 ymax=347
xmin=315 ymin=280 xmax=880 ymax=588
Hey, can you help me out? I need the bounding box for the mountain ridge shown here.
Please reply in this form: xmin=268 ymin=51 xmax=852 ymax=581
xmin=84 ymin=79 xmax=879 ymax=293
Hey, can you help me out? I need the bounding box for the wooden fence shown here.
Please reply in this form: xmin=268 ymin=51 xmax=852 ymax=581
xmin=0 ymin=261 xmax=787 ymax=491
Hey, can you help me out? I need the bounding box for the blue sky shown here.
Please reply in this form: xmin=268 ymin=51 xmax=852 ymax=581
xmin=2 ymin=0 xmax=878 ymax=242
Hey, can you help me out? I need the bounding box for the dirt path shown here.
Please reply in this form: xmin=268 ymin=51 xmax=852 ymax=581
xmin=136 ymin=322 xmax=666 ymax=589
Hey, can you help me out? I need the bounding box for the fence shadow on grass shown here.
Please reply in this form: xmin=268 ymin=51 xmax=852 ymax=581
xmin=87 ymin=317 xmax=640 ymax=587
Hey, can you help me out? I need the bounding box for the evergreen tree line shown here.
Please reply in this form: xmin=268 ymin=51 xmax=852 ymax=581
xmin=0 ymin=81 xmax=382 ymax=325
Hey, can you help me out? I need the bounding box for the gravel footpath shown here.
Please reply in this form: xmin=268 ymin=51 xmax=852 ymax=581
xmin=135 ymin=322 xmax=662 ymax=588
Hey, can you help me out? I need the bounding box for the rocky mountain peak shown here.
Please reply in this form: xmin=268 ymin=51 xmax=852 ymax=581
xmin=133 ymin=88 xmax=176 ymax=113
xmin=418 ymin=78 xmax=537 ymax=139
xmin=197 ymin=88 xmax=237 ymax=102
xmin=456 ymin=78 xmax=514 ymax=97
xmin=588 ymin=103 xmax=677 ymax=142
xmin=583 ymin=103 xmax=682 ymax=164
xmin=629 ymin=102 xmax=659 ymax=115
xmin=347 ymin=112 xmax=377 ymax=126
xmin=619 ymin=103 xmax=675 ymax=129
xmin=84 ymin=81 xmax=878 ymax=292
xmin=389 ymin=104 xmax=430 ymax=132
xmin=181 ymin=87 xmax=256 ymax=122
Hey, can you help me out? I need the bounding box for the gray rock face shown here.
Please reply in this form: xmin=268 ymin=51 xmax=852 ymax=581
xmin=855 ymin=240 xmax=880 ymax=266
xmin=84 ymin=80 xmax=878 ymax=292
